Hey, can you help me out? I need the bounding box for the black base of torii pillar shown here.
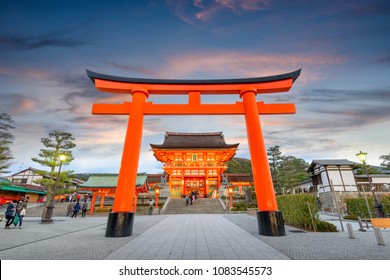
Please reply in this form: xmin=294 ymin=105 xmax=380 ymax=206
xmin=257 ymin=211 xmax=285 ymax=236
xmin=105 ymin=212 xmax=134 ymax=237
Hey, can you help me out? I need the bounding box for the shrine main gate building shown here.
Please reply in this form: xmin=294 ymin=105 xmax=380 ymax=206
xmin=151 ymin=131 xmax=238 ymax=198
xmin=87 ymin=68 xmax=301 ymax=238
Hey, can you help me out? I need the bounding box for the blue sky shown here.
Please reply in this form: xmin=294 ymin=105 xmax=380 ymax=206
xmin=1 ymin=0 xmax=389 ymax=175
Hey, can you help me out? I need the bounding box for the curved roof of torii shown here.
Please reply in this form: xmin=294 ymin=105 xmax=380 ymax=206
xmin=87 ymin=69 xmax=301 ymax=85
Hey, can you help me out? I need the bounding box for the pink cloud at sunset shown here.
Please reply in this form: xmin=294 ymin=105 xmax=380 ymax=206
xmin=0 ymin=66 xmax=54 ymax=81
xmin=163 ymin=51 xmax=345 ymax=82
xmin=168 ymin=0 xmax=271 ymax=24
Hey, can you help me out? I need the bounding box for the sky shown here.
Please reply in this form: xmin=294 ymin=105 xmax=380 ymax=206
xmin=1 ymin=0 xmax=389 ymax=176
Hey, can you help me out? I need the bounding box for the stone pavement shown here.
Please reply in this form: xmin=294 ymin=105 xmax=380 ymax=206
xmin=0 ymin=213 xmax=389 ymax=260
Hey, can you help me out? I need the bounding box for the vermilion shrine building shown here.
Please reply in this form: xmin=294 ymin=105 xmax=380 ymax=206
xmin=150 ymin=132 xmax=238 ymax=198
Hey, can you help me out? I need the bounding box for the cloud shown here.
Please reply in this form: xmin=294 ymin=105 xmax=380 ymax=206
xmin=214 ymin=0 xmax=271 ymax=13
xmin=56 ymin=73 xmax=127 ymax=118
xmin=0 ymin=66 xmax=53 ymax=80
xmin=327 ymin=1 xmax=390 ymax=17
xmin=166 ymin=0 xmax=271 ymax=24
xmin=0 ymin=94 xmax=38 ymax=115
xmin=0 ymin=26 xmax=86 ymax=51
xmin=166 ymin=0 xmax=198 ymax=25
xmin=377 ymin=55 xmax=390 ymax=65
xmin=111 ymin=62 xmax=161 ymax=77
xmin=162 ymin=51 xmax=344 ymax=82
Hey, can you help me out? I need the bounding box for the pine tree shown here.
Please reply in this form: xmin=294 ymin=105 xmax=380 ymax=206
xmin=380 ymin=154 xmax=390 ymax=169
xmin=277 ymin=156 xmax=310 ymax=190
xmin=267 ymin=145 xmax=283 ymax=192
xmin=0 ymin=113 xmax=15 ymax=174
xmin=32 ymin=130 xmax=76 ymax=221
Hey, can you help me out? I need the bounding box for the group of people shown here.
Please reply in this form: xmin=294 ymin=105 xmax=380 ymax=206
xmin=185 ymin=191 xmax=198 ymax=206
xmin=4 ymin=198 xmax=27 ymax=229
xmin=66 ymin=200 xmax=88 ymax=218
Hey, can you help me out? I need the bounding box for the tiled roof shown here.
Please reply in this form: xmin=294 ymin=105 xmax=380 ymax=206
xmin=0 ymin=180 xmax=47 ymax=194
xmin=150 ymin=132 xmax=239 ymax=149
xmin=147 ymin=174 xmax=164 ymax=183
xmin=80 ymin=173 xmax=148 ymax=188
xmin=311 ymin=159 xmax=356 ymax=166
xmin=308 ymin=159 xmax=356 ymax=172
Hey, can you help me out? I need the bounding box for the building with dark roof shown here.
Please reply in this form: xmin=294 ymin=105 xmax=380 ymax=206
xmin=150 ymin=132 xmax=239 ymax=198
xmin=307 ymin=159 xmax=358 ymax=195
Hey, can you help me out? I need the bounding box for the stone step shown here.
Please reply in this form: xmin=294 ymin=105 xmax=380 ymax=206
xmin=164 ymin=198 xmax=225 ymax=214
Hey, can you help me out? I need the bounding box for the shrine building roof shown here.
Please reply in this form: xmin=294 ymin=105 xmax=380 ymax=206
xmin=80 ymin=173 xmax=148 ymax=188
xmin=150 ymin=132 xmax=239 ymax=149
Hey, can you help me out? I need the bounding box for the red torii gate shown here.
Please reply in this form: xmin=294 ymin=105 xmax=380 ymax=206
xmin=87 ymin=69 xmax=301 ymax=237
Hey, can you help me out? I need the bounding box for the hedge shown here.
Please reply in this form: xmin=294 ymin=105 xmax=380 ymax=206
xmin=345 ymin=195 xmax=390 ymax=220
xmin=277 ymin=194 xmax=337 ymax=232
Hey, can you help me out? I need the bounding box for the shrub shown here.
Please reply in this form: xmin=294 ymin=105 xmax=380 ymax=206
xmin=343 ymin=215 xmax=357 ymax=220
xmin=277 ymin=194 xmax=336 ymax=232
xmin=232 ymin=202 xmax=248 ymax=211
xmin=345 ymin=195 xmax=390 ymax=219
xmin=315 ymin=220 xmax=338 ymax=232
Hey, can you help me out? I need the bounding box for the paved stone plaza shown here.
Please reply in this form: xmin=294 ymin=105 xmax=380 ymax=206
xmin=0 ymin=213 xmax=389 ymax=260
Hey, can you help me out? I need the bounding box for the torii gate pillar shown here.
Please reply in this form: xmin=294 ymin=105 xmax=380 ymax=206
xmin=87 ymin=68 xmax=301 ymax=238
xmin=105 ymin=89 xmax=148 ymax=237
xmin=241 ymin=88 xmax=284 ymax=236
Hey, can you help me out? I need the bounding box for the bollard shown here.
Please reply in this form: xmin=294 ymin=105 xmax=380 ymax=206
xmin=347 ymin=223 xmax=355 ymax=239
xmin=373 ymin=227 xmax=385 ymax=246
xmin=357 ymin=216 xmax=366 ymax=232
xmin=364 ymin=218 xmax=369 ymax=230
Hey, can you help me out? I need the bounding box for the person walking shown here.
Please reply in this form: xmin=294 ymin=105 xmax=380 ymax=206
xmin=148 ymin=199 xmax=154 ymax=215
xmin=185 ymin=195 xmax=189 ymax=206
xmin=71 ymin=202 xmax=81 ymax=218
xmin=81 ymin=201 xmax=88 ymax=217
xmin=4 ymin=200 xmax=17 ymax=229
xmin=18 ymin=207 xmax=26 ymax=229
xmin=66 ymin=202 xmax=74 ymax=217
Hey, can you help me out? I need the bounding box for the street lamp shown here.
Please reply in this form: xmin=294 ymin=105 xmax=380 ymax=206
xmin=154 ymin=185 xmax=160 ymax=209
xmin=42 ymin=154 xmax=67 ymax=223
xmin=227 ymin=184 xmax=234 ymax=209
xmin=356 ymin=151 xmax=367 ymax=163
xmin=356 ymin=151 xmax=372 ymax=220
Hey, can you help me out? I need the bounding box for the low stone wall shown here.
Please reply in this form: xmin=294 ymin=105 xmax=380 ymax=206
xmin=318 ymin=192 xmax=362 ymax=213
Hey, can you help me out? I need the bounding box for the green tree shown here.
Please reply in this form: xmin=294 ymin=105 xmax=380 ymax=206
xmin=226 ymin=157 xmax=252 ymax=174
xmin=267 ymin=145 xmax=283 ymax=192
xmin=0 ymin=113 xmax=15 ymax=174
xmin=34 ymin=169 xmax=76 ymax=195
xmin=354 ymin=164 xmax=382 ymax=175
xmin=277 ymin=156 xmax=310 ymax=191
xmin=31 ymin=131 xmax=76 ymax=220
xmin=380 ymin=154 xmax=390 ymax=169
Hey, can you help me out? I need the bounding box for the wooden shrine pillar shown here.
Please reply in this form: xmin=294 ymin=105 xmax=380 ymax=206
xmin=89 ymin=192 xmax=97 ymax=215
xmin=240 ymin=88 xmax=285 ymax=236
xmin=100 ymin=195 xmax=105 ymax=207
xmin=105 ymin=89 xmax=148 ymax=237
xmin=133 ymin=193 xmax=138 ymax=213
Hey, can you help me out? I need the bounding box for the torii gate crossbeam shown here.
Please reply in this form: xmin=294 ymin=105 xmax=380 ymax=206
xmin=87 ymin=69 xmax=301 ymax=237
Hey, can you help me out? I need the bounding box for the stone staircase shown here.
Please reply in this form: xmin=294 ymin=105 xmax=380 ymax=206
xmin=163 ymin=198 xmax=225 ymax=214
